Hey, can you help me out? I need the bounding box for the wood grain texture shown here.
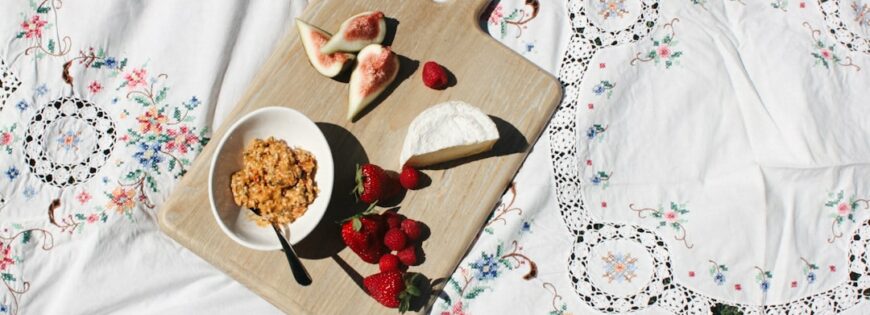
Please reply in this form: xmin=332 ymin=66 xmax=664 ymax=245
xmin=157 ymin=0 xmax=561 ymax=314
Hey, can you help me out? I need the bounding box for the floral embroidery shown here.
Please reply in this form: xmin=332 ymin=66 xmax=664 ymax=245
xmin=771 ymin=0 xmax=789 ymax=11
xmin=56 ymin=130 xmax=82 ymax=152
xmin=49 ymin=206 xmax=110 ymax=234
xmin=0 ymin=124 xmax=18 ymax=154
xmin=88 ymin=81 xmax=102 ymax=94
xmin=800 ymin=257 xmax=819 ymax=284
xmin=34 ymin=84 xmax=48 ymax=97
xmin=14 ymin=100 xmax=28 ymax=112
xmin=21 ymin=186 xmax=36 ymax=200
xmin=755 ymin=266 xmax=773 ymax=293
xmin=17 ymin=15 xmax=47 ymax=39
xmin=105 ymin=186 xmax=137 ymax=215
xmin=15 ymin=1 xmax=71 ymax=59
xmin=855 ymin=1 xmax=870 ymax=26
xmin=123 ymin=68 xmax=148 ymax=90
xmin=824 ymin=190 xmax=870 ymax=242
xmin=486 ymin=0 xmax=540 ymax=39
xmin=803 ymin=22 xmax=861 ymax=71
xmin=543 ymin=282 xmax=570 ymax=315
xmin=601 ymin=252 xmax=638 ymax=283
xmin=589 ymin=171 xmax=612 ymax=189
xmin=629 ymin=202 xmax=693 ymax=248
xmin=4 ymin=167 xmax=19 ymax=181
xmin=0 ymin=227 xmax=54 ymax=315
xmin=484 ymin=183 xmax=522 ymax=234
xmin=631 ymin=18 xmax=683 ymax=69
xmin=586 ymin=124 xmax=608 ymax=141
xmin=75 ymin=191 xmax=92 ymax=205
xmin=708 ymin=260 xmax=728 ymax=286
xmin=597 ymin=0 xmax=629 ymax=19
xmin=441 ymin=240 xmax=537 ymax=311
xmin=591 ymin=80 xmax=615 ymax=98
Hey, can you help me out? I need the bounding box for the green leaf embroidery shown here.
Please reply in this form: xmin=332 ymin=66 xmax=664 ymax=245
xmin=464 ymin=287 xmax=486 ymax=299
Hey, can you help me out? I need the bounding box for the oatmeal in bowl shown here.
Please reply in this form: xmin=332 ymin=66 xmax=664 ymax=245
xmin=231 ymin=137 xmax=319 ymax=226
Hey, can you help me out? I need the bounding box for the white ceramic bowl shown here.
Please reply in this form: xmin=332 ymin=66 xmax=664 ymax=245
xmin=209 ymin=107 xmax=334 ymax=250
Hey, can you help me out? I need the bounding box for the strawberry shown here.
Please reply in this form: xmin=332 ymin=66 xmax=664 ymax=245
xmin=400 ymin=219 xmax=422 ymax=241
xmin=379 ymin=254 xmax=402 ymax=272
xmin=354 ymin=163 xmax=400 ymax=204
xmin=363 ymin=271 xmax=420 ymax=311
xmin=397 ymin=246 xmax=418 ymax=266
xmin=382 ymin=210 xmax=405 ymax=229
xmin=384 ymin=228 xmax=407 ymax=251
xmin=399 ymin=165 xmax=421 ymax=190
xmin=341 ymin=204 xmax=388 ymax=263
xmin=422 ymin=61 xmax=448 ymax=90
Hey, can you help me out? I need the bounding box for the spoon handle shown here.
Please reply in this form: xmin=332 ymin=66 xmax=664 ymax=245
xmin=272 ymin=225 xmax=312 ymax=286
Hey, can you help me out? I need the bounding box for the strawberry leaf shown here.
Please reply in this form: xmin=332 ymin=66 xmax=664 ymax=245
xmin=352 ymin=217 xmax=362 ymax=231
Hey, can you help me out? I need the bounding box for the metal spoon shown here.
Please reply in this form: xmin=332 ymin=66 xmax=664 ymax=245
xmin=251 ymin=208 xmax=312 ymax=286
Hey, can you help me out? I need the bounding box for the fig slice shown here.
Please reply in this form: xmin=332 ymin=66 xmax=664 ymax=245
xmin=321 ymin=11 xmax=387 ymax=54
xmin=347 ymin=44 xmax=399 ymax=121
xmin=296 ymin=19 xmax=355 ymax=78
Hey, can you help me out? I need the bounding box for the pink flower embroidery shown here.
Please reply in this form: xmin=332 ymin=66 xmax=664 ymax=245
xmin=688 ymin=271 xmax=695 ymax=277
xmin=488 ymin=4 xmax=503 ymax=25
xmin=0 ymin=132 xmax=12 ymax=146
xmin=601 ymin=201 xmax=608 ymax=208
xmin=820 ymin=49 xmax=832 ymax=60
xmin=124 ymin=68 xmax=148 ymax=89
xmin=657 ymin=45 xmax=672 ymax=59
xmin=87 ymin=214 xmax=99 ymax=223
xmin=830 ymin=265 xmax=837 ymax=272
xmin=137 ymin=106 xmax=167 ymax=134
xmin=106 ymin=187 xmax=136 ymax=214
xmin=837 ymin=202 xmax=850 ymax=215
xmin=734 ymin=284 xmax=742 ymax=291
xmin=76 ymin=191 xmax=92 ymax=205
xmin=664 ymin=210 xmax=678 ymax=222
xmin=791 ymin=281 xmax=798 ymax=288
xmin=587 ymin=103 xmax=594 ymax=110
xmin=163 ymin=126 xmax=199 ymax=154
xmin=88 ymin=81 xmax=103 ymax=94
xmin=21 ymin=15 xmax=47 ymax=39
xmin=0 ymin=242 xmax=13 ymax=272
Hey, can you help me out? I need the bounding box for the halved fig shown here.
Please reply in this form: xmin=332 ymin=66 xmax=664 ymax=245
xmin=321 ymin=11 xmax=387 ymax=54
xmin=296 ymin=19 xmax=355 ymax=77
xmin=348 ymin=44 xmax=399 ymax=121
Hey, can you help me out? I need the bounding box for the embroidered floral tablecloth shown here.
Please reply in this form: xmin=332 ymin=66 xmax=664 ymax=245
xmin=0 ymin=1 xmax=306 ymax=313
xmin=3 ymin=0 xmax=870 ymax=314
xmin=434 ymin=0 xmax=870 ymax=314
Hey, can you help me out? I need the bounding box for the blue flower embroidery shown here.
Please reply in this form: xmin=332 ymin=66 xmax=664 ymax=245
xmin=470 ymin=253 xmax=500 ymax=281
xmin=1 ymin=303 xmax=8 ymax=313
xmin=592 ymin=85 xmax=605 ymax=95
xmin=133 ymin=142 xmax=164 ymax=168
xmin=15 ymin=100 xmax=28 ymax=112
xmin=521 ymin=221 xmax=532 ymax=233
xmin=104 ymin=57 xmax=117 ymax=69
xmin=23 ymin=186 xmax=37 ymax=200
xmin=760 ymin=280 xmax=770 ymax=292
xmin=807 ymin=272 xmax=816 ymax=284
xmin=34 ymin=84 xmax=49 ymax=97
xmin=5 ymin=166 xmax=19 ymax=180
xmin=713 ymin=272 xmax=726 ymax=285
xmin=592 ymin=80 xmax=615 ymax=98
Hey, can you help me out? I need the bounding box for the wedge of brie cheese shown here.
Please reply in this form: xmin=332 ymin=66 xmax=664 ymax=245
xmin=399 ymin=101 xmax=500 ymax=168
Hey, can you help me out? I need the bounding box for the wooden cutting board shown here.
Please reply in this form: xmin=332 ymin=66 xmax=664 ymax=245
xmin=158 ymin=0 xmax=561 ymax=313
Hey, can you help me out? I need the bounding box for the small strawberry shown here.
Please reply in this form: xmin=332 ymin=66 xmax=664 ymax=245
xmin=397 ymin=246 xmax=418 ymax=266
xmin=400 ymin=219 xmax=422 ymax=241
xmin=382 ymin=210 xmax=405 ymax=229
xmin=422 ymin=61 xmax=448 ymax=90
xmin=379 ymin=254 xmax=402 ymax=272
xmin=399 ymin=165 xmax=421 ymax=190
xmin=384 ymin=228 xmax=408 ymax=251
xmin=341 ymin=204 xmax=388 ymax=263
xmin=354 ymin=163 xmax=401 ymax=204
xmin=363 ymin=271 xmax=421 ymax=311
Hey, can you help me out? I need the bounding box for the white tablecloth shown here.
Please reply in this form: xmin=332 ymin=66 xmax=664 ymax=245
xmin=4 ymin=0 xmax=870 ymax=314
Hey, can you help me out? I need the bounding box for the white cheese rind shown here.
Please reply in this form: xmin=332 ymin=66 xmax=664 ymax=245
xmin=399 ymin=101 xmax=499 ymax=168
